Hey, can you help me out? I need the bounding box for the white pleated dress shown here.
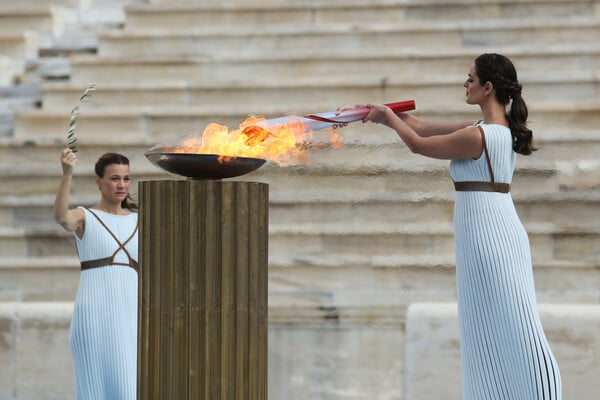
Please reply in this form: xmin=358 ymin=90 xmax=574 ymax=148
xmin=450 ymin=124 xmax=561 ymax=400
xmin=71 ymin=207 xmax=138 ymax=400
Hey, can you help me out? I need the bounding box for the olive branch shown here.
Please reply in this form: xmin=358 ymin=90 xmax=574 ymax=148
xmin=67 ymin=83 xmax=96 ymax=153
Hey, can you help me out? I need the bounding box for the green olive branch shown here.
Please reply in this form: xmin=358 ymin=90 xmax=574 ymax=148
xmin=67 ymin=83 xmax=96 ymax=153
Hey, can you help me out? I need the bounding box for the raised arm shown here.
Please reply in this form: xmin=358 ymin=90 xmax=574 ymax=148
xmin=54 ymin=148 xmax=85 ymax=235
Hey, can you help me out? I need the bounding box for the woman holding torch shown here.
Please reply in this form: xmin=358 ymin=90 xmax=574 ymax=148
xmin=336 ymin=53 xmax=561 ymax=399
xmin=54 ymin=148 xmax=138 ymax=400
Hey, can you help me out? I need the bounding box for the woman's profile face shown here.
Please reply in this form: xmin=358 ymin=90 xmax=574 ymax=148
xmin=464 ymin=63 xmax=486 ymax=105
xmin=96 ymin=163 xmax=131 ymax=204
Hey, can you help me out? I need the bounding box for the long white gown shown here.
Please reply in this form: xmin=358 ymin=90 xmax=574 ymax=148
xmin=450 ymin=123 xmax=561 ymax=399
xmin=71 ymin=207 xmax=138 ymax=400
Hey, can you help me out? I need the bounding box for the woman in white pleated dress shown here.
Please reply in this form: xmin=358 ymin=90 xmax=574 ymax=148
xmin=55 ymin=149 xmax=138 ymax=400
xmin=337 ymin=53 xmax=561 ymax=399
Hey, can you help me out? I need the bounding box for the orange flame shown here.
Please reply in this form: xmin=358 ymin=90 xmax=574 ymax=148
xmin=173 ymin=115 xmax=342 ymax=165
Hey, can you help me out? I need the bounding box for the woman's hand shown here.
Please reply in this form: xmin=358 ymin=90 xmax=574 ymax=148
xmin=335 ymin=103 xmax=367 ymax=115
xmin=362 ymin=103 xmax=391 ymax=124
xmin=60 ymin=147 xmax=78 ymax=176
xmin=335 ymin=103 xmax=391 ymax=124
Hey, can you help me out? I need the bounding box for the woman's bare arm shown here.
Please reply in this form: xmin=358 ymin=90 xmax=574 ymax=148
xmin=394 ymin=112 xmax=476 ymax=137
xmin=336 ymin=103 xmax=475 ymax=138
xmin=54 ymin=148 xmax=85 ymax=235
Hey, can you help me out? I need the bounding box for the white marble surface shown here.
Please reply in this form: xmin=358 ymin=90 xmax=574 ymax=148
xmin=405 ymin=303 xmax=600 ymax=400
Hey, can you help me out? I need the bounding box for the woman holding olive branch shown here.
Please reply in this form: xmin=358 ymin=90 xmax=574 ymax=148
xmin=55 ymin=85 xmax=138 ymax=399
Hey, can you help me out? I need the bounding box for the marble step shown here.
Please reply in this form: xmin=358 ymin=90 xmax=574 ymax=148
xmin=37 ymin=34 xmax=98 ymax=58
xmin=0 ymin=32 xmax=38 ymax=60
xmin=21 ymin=56 xmax=71 ymax=83
xmin=2 ymin=125 xmax=600 ymax=165
xmin=13 ymin=100 xmax=600 ymax=143
xmin=38 ymin=71 xmax=600 ymax=109
xmin=0 ymin=83 xmax=40 ymax=106
xmin=63 ymin=45 xmax=600 ymax=84
xmin=0 ymin=135 xmax=580 ymax=195
xmin=97 ymin=18 xmax=600 ymax=58
xmin=0 ymin=160 xmax=567 ymax=197
xmin=2 ymin=188 xmax=599 ymax=233
xmin=1 ymin=220 xmax=598 ymax=261
xmin=262 ymin=159 xmax=598 ymax=196
xmin=1 ymin=254 xmax=598 ymax=303
xmin=0 ymin=139 xmax=159 ymax=170
xmin=0 ymin=56 xmax=24 ymax=87
xmin=268 ymin=222 xmax=600 ymax=262
xmin=0 ymin=225 xmax=73 ymax=257
xmin=0 ymin=84 xmax=41 ymax=117
xmin=0 ymin=302 xmax=74 ymax=399
xmin=268 ymin=257 xmax=600 ymax=307
xmin=0 ymin=136 xmax=598 ymax=196
xmin=0 ymin=169 xmax=170 ymax=196
xmin=123 ymin=0 xmax=600 ymax=31
xmin=267 ymin=193 xmax=600 ymax=230
xmin=144 ymin=0 xmax=595 ymax=16
xmin=0 ymin=9 xmax=52 ymax=34
xmin=0 ymin=257 xmax=79 ymax=301
xmin=0 ymin=83 xmax=40 ymax=135
xmin=0 ymin=112 xmax=11 ymax=136
xmin=405 ymin=303 xmax=600 ymax=400
xmin=0 ymin=0 xmax=78 ymax=12
xmin=3 ymin=300 xmax=597 ymax=399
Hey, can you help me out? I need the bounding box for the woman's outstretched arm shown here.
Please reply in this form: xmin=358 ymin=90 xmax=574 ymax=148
xmin=339 ymin=103 xmax=482 ymax=160
xmin=396 ymin=112 xmax=476 ymax=137
xmin=336 ymin=103 xmax=475 ymax=137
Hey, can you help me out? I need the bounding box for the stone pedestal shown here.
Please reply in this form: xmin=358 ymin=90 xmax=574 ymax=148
xmin=138 ymin=180 xmax=268 ymax=399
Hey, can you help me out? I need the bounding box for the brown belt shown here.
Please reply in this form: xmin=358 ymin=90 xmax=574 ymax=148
xmin=454 ymin=181 xmax=510 ymax=193
xmin=81 ymin=257 xmax=139 ymax=272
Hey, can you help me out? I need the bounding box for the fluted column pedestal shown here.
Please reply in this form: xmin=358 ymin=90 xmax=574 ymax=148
xmin=138 ymin=180 xmax=268 ymax=400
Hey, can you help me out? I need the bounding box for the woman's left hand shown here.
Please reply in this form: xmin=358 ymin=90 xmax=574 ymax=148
xmin=335 ymin=103 xmax=390 ymax=124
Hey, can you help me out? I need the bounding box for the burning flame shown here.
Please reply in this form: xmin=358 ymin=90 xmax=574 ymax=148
xmin=172 ymin=115 xmax=343 ymax=166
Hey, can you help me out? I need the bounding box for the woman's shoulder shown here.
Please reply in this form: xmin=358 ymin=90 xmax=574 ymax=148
xmin=73 ymin=206 xmax=87 ymax=217
xmin=479 ymin=124 xmax=513 ymax=152
xmin=480 ymin=123 xmax=510 ymax=133
xmin=477 ymin=122 xmax=510 ymax=135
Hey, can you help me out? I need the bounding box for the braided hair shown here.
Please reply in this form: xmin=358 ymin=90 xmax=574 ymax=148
xmin=474 ymin=53 xmax=536 ymax=155
xmin=95 ymin=153 xmax=138 ymax=211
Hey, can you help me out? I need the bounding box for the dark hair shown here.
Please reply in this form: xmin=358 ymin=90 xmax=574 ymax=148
xmin=474 ymin=53 xmax=536 ymax=155
xmin=95 ymin=153 xmax=138 ymax=211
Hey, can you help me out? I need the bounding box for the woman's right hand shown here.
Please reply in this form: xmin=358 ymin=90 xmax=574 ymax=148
xmin=60 ymin=147 xmax=78 ymax=176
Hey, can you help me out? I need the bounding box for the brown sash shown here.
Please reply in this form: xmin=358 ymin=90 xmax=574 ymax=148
xmin=454 ymin=125 xmax=511 ymax=193
xmin=80 ymin=208 xmax=139 ymax=272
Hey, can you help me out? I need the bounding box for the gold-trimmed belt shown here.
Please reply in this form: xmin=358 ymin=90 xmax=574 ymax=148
xmin=454 ymin=181 xmax=510 ymax=193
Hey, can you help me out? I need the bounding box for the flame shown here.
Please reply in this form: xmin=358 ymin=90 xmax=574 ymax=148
xmin=172 ymin=115 xmax=342 ymax=165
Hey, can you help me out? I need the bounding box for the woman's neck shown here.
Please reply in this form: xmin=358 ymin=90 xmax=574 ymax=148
xmin=480 ymin=102 xmax=508 ymax=126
